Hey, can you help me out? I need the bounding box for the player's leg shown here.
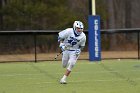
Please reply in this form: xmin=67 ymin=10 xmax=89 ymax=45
xmin=60 ymin=51 xmax=69 ymax=84
xmin=60 ymin=51 xmax=79 ymax=84
xmin=62 ymin=51 xmax=69 ymax=68
xmin=66 ymin=51 xmax=78 ymax=76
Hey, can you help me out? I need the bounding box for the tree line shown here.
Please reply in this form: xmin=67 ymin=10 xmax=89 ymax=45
xmin=0 ymin=0 xmax=88 ymax=30
xmin=0 ymin=0 xmax=139 ymax=54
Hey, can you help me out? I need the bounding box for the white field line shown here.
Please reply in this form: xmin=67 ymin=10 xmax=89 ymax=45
xmin=0 ymin=69 xmax=140 ymax=77
xmin=34 ymin=78 xmax=140 ymax=85
xmin=0 ymin=73 xmax=42 ymax=76
xmin=2 ymin=78 xmax=140 ymax=87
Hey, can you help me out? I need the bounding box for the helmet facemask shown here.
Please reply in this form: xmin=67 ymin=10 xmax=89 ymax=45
xmin=73 ymin=21 xmax=84 ymax=35
xmin=75 ymin=27 xmax=83 ymax=35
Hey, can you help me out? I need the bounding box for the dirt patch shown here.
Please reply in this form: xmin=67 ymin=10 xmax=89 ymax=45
xmin=0 ymin=51 xmax=138 ymax=62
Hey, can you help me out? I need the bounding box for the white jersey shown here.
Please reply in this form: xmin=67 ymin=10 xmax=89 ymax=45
xmin=58 ymin=28 xmax=86 ymax=50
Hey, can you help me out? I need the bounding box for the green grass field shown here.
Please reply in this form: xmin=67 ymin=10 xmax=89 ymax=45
xmin=0 ymin=59 xmax=140 ymax=93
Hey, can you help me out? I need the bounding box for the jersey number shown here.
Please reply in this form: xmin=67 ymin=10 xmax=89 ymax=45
xmin=68 ymin=37 xmax=80 ymax=46
xmin=68 ymin=40 xmax=77 ymax=46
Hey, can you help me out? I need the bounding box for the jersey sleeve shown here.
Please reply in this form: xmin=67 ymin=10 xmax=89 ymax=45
xmin=80 ymin=35 xmax=86 ymax=47
xmin=58 ymin=29 xmax=69 ymax=40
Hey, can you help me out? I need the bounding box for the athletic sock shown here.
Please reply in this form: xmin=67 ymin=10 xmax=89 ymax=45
xmin=62 ymin=75 xmax=67 ymax=80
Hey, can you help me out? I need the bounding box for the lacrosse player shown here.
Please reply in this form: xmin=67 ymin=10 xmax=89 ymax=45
xmin=58 ymin=21 xmax=86 ymax=84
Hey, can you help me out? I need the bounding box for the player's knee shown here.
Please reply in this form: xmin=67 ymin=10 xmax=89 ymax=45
xmin=62 ymin=64 xmax=67 ymax=68
xmin=67 ymin=62 xmax=76 ymax=71
xmin=62 ymin=60 xmax=68 ymax=68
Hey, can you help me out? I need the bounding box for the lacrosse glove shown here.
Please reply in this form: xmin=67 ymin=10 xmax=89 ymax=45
xmin=75 ymin=49 xmax=81 ymax=56
xmin=59 ymin=43 xmax=66 ymax=51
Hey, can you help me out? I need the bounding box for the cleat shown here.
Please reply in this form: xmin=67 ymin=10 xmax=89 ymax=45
xmin=60 ymin=79 xmax=67 ymax=84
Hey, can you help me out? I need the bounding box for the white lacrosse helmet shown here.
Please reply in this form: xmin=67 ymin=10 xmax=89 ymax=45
xmin=73 ymin=21 xmax=84 ymax=35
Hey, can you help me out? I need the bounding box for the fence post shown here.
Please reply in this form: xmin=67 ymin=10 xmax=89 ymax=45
xmin=34 ymin=33 xmax=37 ymax=62
xmin=138 ymin=31 xmax=140 ymax=59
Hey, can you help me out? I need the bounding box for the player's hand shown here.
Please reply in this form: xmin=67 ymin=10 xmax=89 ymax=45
xmin=75 ymin=49 xmax=81 ymax=56
xmin=59 ymin=43 xmax=66 ymax=51
xmin=60 ymin=45 xmax=66 ymax=51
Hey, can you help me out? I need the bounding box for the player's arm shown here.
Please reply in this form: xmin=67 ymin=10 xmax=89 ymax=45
xmin=75 ymin=36 xmax=86 ymax=55
xmin=58 ymin=29 xmax=68 ymax=51
xmin=58 ymin=36 xmax=66 ymax=52
xmin=58 ymin=29 xmax=68 ymax=42
xmin=79 ymin=35 xmax=86 ymax=50
xmin=79 ymin=46 xmax=85 ymax=50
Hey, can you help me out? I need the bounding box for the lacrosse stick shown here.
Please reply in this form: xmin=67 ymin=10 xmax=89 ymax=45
xmin=54 ymin=52 xmax=62 ymax=60
xmin=54 ymin=44 xmax=69 ymax=60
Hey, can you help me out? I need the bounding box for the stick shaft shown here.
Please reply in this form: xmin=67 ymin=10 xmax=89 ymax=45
xmin=54 ymin=52 xmax=62 ymax=59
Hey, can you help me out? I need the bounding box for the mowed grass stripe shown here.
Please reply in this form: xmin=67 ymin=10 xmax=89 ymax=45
xmin=0 ymin=60 xmax=139 ymax=93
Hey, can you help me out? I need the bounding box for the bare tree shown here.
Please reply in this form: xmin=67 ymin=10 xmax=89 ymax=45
xmin=0 ymin=0 xmax=3 ymax=30
xmin=0 ymin=0 xmax=7 ymax=30
xmin=132 ymin=0 xmax=140 ymax=28
xmin=107 ymin=0 xmax=117 ymax=50
xmin=125 ymin=0 xmax=132 ymax=28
